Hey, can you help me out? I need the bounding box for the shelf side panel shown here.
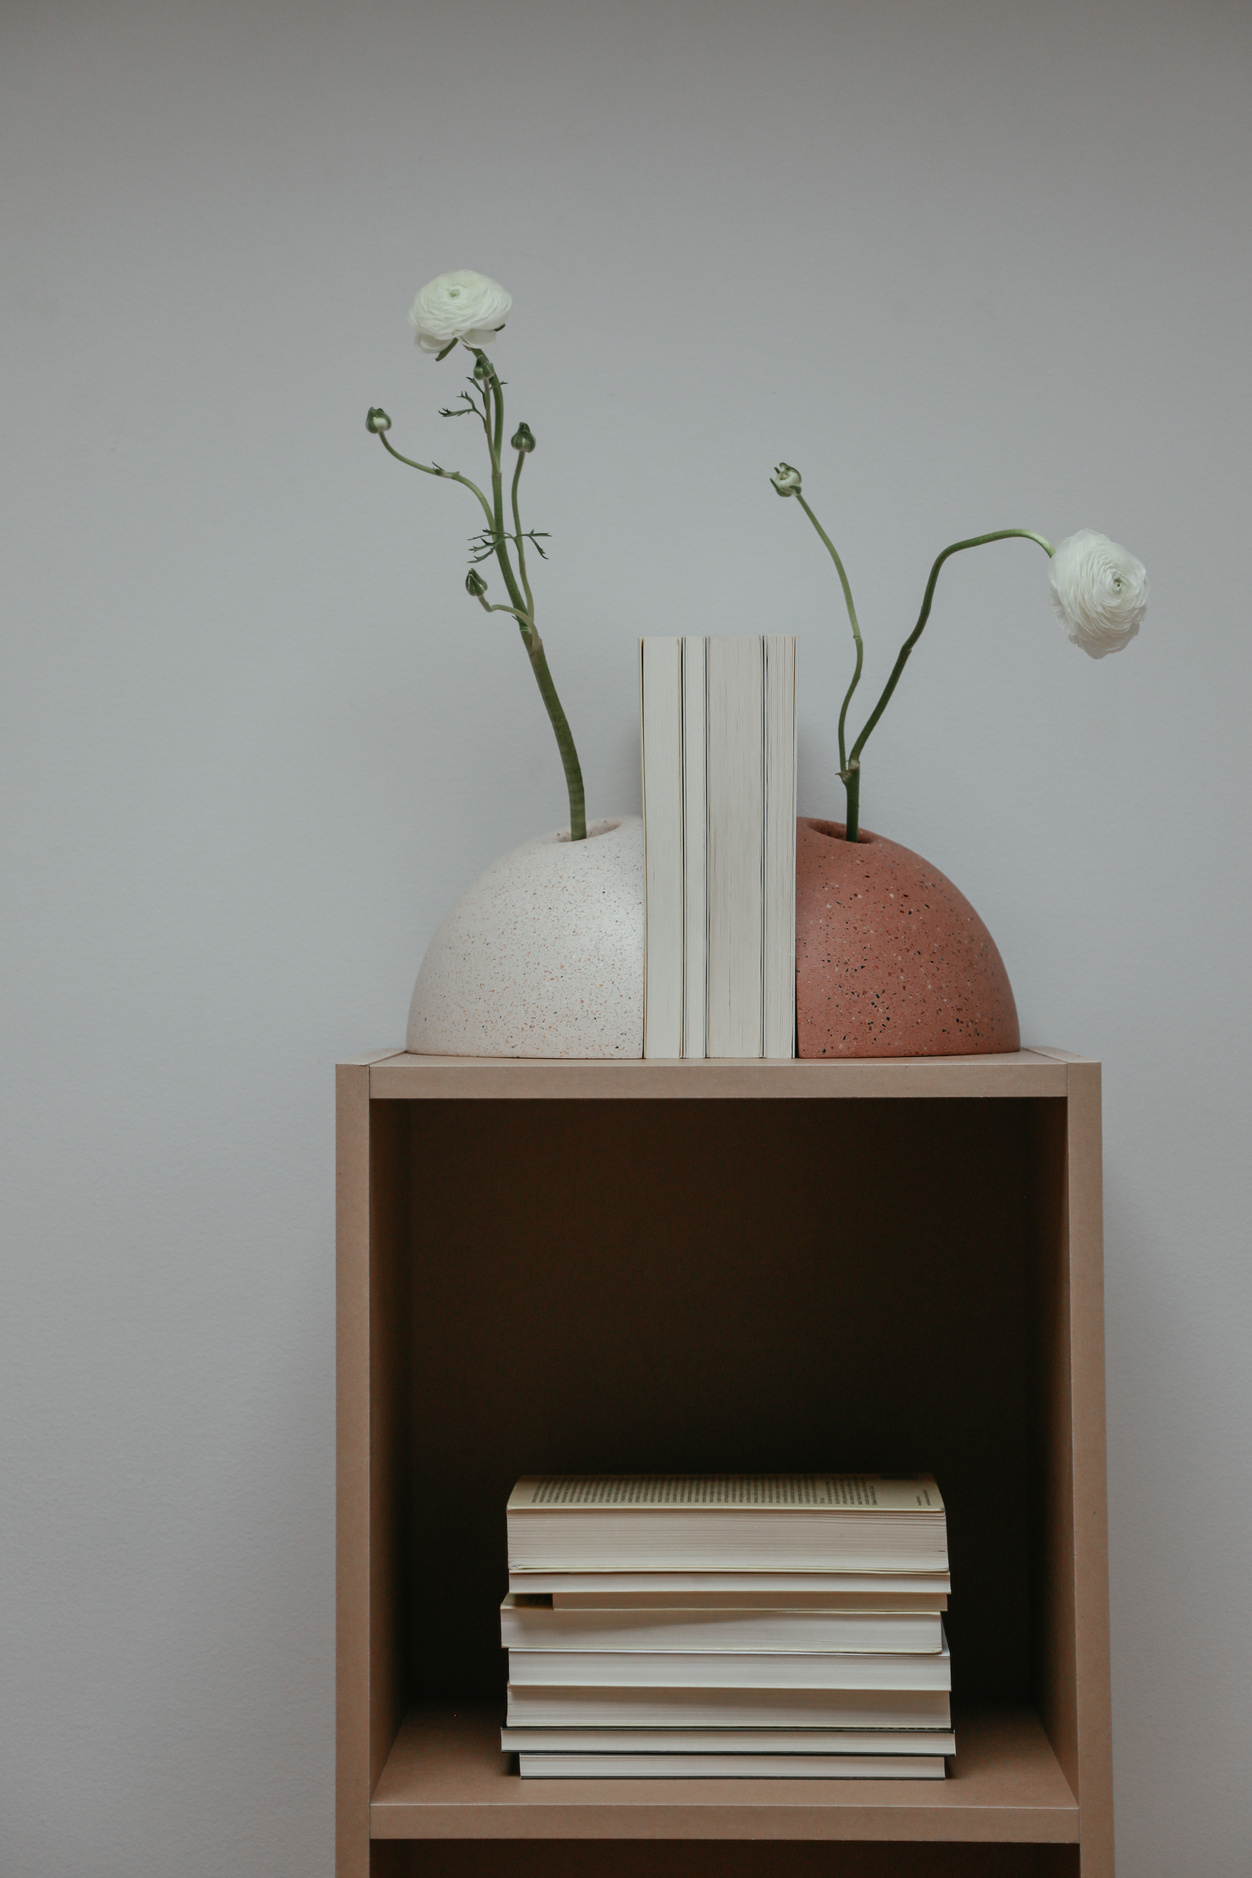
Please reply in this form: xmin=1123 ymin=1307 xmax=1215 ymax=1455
xmin=338 ymin=1074 xmax=410 ymax=1878
xmin=1065 ymin=1064 xmax=1113 ymax=1878
xmin=371 ymin=1103 xmax=409 ymax=1787
xmin=1030 ymin=1095 xmax=1077 ymax=1807
xmin=1028 ymin=1076 xmax=1114 ymax=1878
xmin=338 ymin=1064 xmax=373 ymax=1878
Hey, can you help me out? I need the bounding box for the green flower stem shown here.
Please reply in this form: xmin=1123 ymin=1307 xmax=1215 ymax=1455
xmin=848 ymin=528 xmax=1055 ymax=771
xmin=528 ymin=643 xmax=586 ymax=841
xmin=476 ymin=361 xmax=525 ymax=614
xmin=843 ymin=763 xmax=862 ymax=844
xmin=472 ymin=598 xmax=584 ymax=833
xmin=376 ymin=431 xmax=494 ymax=531
xmin=477 ymin=597 xmax=541 ymax=645
xmin=475 ymin=349 xmax=587 ymax=841
xmin=842 ymin=529 xmax=1055 ymax=841
xmin=493 ymin=362 xmax=505 ymax=460
xmin=472 ymin=381 xmax=493 ymax=446
xmin=511 ymin=448 xmax=535 ymax=620
xmin=793 ymin=491 xmax=864 ymax=774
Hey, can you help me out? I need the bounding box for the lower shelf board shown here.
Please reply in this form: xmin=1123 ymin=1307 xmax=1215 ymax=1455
xmin=369 ymin=1704 xmax=1079 ymax=1842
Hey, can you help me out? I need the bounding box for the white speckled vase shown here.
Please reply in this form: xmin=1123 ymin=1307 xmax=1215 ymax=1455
xmin=406 ymin=815 xmax=644 ymax=1058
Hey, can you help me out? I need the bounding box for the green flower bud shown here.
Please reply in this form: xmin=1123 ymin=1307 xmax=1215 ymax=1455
xmin=465 ymin=569 xmax=488 ymax=597
xmin=772 ymin=462 xmax=802 ymax=496
xmin=511 ymin=422 xmax=536 ymax=453
xmin=366 ymin=406 xmax=392 ymax=433
xmin=472 ymin=355 xmax=492 ymax=381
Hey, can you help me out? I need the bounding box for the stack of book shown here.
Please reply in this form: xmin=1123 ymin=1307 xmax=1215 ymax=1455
xmin=639 ymin=635 xmax=797 ymax=1060
xmin=500 ymin=1474 xmax=953 ymax=1779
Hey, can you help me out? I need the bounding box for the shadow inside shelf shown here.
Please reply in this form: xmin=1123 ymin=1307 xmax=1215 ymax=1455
xmin=377 ymin=1097 xmax=1059 ymax=1719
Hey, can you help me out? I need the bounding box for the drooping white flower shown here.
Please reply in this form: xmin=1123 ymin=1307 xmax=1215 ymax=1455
xmin=408 ymin=270 xmax=512 ymax=354
xmin=1048 ymin=530 xmax=1148 ymax=659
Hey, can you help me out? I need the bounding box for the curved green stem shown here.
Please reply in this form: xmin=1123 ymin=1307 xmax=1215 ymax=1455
xmin=793 ymin=491 xmax=863 ymax=773
xmin=847 ymin=531 xmax=1055 ymax=784
xmin=377 ymin=430 xmax=494 ymax=530
xmin=478 ymin=597 xmax=540 ymax=644
xmin=474 ymin=349 xmax=587 ymax=841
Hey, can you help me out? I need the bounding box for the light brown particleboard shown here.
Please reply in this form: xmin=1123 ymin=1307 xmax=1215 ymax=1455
xmin=336 ymin=1064 xmax=372 ymax=1878
xmin=337 ymin=1047 xmax=1111 ymax=1876
xmin=369 ymin=1704 xmax=1079 ymax=1842
xmin=1064 ymin=1060 xmax=1114 ymax=1878
xmin=368 ymin=1050 xmax=1072 ymax=1101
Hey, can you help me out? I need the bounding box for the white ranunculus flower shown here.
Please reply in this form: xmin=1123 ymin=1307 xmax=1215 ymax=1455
xmin=1048 ymin=530 xmax=1149 ymax=659
xmin=407 ymin=270 xmax=512 ymax=354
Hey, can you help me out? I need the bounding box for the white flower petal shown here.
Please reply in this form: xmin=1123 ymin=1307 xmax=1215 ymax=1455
xmin=407 ymin=270 xmax=512 ymax=354
xmin=1048 ymin=529 xmax=1148 ymax=659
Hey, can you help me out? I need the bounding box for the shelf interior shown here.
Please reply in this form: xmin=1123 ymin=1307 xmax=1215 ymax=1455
xmin=364 ymin=1093 xmax=1078 ymax=1870
xmin=381 ymin=1098 xmax=1061 ymax=1700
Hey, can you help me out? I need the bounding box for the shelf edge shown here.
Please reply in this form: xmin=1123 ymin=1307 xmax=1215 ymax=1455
xmin=366 ymin=1051 xmax=1076 ymax=1101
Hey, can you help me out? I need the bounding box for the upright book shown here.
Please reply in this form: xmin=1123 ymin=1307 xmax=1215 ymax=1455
xmin=639 ymin=636 xmax=684 ymax=1058
xmin=763 ymin=633 xmax=797 ymax=1057
xmin=639 ymin=635 xmax=796 ymax=1060
xmin=705 ymin=636 xmax=766 ymax=1057
xmin=681 ymin=634 xmax=708 ymax=1059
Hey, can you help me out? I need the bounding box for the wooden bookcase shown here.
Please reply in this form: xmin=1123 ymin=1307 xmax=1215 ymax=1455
xmin=337 ymin=1050 xmax=1112 ymax=1878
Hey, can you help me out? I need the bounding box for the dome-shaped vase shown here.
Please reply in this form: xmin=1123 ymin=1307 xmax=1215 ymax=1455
xmin=795 ymin=818 xmax=1019 ymax=1058
xmin=406 ymin=816 xmax=644 ymax=1058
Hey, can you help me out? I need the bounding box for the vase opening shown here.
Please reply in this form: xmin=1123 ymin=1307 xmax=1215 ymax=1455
xmin=557 ymin=817 xmax=621 ymax=842
xmin=807 ymin=819 xmax=874 ymax=845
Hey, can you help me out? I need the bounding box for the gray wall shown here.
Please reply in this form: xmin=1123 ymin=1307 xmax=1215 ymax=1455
xmin=2 ymin=2 xmax=1249 ymax=1872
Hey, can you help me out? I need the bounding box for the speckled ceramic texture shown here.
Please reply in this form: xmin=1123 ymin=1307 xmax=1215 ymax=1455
xmin=407 ymin=815 xmax=644 ymax=1058
xmin=795 ymin=818 xmax=1020 ymax=1059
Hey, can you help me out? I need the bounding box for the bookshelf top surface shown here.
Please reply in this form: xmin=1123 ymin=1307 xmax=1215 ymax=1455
xmin=369 ymin=1704 xmax=1080 ymax=1841
xmin=352 ymin=1048 xmax=1092 ymax=1101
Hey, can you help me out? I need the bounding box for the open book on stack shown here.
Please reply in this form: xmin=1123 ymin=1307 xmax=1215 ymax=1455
xmin=640 ymin=636 xmax=797 ymax=1060
xmin=501 ymin=1474 xmax=952 ymax=1779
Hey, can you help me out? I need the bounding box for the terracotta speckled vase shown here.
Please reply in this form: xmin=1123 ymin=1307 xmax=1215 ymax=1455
xmin=795 ymin=818 xmax=1019 ymax=1059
